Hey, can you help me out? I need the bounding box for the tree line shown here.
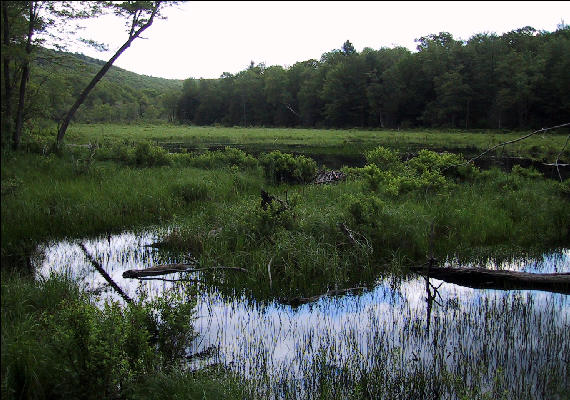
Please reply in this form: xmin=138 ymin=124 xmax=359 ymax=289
xmin=176 ymin=26 xmax=569 ymax=130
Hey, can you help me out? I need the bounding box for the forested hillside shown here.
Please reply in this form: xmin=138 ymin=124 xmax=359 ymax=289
xmin=176 ymin=26 xmax=570 ymax=130
xmin=29 ymin=48 xmax=182 ymax=125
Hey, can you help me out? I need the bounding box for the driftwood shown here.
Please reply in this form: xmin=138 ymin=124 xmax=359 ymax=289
xmin=409 ymin=265 xmax=570 ymax=295
xmin=313 ymin=170 xmax=346 ymax=184
xmin=281 ymin=287 xmax=367 ymax=307
xmin=122 ymin=263 xmax=248 ymax=279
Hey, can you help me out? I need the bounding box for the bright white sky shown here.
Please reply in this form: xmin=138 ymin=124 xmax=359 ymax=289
xmin=71 ymin=1 xmax=570 ymax=81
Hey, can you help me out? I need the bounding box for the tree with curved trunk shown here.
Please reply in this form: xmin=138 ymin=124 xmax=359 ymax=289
xmin=56 ymin=1 xmax=167 ymax=146
xmin=2 ymin=1 xmax=105 ymax=150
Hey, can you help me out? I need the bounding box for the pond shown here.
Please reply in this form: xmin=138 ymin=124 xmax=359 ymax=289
xmin=34 ymin=230 xmax=570 ymax=399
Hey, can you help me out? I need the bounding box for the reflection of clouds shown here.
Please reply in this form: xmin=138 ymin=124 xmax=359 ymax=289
xmin=444 ymin=249 xmax=569 ymax=273
xmin=35 ymin=233 xmax=569 ymax=397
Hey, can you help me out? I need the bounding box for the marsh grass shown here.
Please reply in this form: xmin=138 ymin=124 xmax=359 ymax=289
xmin=2 ymin=138 xmax=568 ymax=297
xmin=63 ymin=124 xmax=570 ymax=162
xmin=3 ymin=131 xmax=569 ymax=399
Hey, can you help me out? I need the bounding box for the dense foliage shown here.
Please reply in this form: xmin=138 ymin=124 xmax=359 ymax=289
xmin=1 ymin=271 xmax=242 ymax=399
xmin=175 ymin=28 xmax=570 ymax=130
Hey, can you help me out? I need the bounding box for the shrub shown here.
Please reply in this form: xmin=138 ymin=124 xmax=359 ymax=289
xmin=1 ymin=272 xmax=196 ymax=400
xmin=364 ymin=146 xmax=402 ymax=171
xmin=177 ymin=147 xmax=258 ymax=170
xmin=133 ymin=141 xmax=171 ymax=167
xmin=360 ymin=148 xmax=470 ymax=196
xmin=511 ymin=164 xmax=542 ymax=179
xmin=259 ymin=150 xmax=317 ymax=184
xmin=345 ymin=193 xmax=384 ymax=226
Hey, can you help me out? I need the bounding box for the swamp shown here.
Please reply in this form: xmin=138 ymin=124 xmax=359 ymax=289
xmin=2 ymin=124 xmax=569 ymax=399
xmin=2 ymin=8 xmax=570 ymax=397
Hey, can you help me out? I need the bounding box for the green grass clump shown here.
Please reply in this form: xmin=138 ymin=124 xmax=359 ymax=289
xmin=173 ymin=146 xmax=259 ymax=170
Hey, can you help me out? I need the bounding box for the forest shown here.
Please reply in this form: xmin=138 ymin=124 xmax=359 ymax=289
xmin=174 ymin=28 xmax=570 ymax=130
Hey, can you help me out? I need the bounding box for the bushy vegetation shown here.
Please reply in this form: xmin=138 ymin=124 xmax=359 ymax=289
xmin=358 ymin=147 xmax=477 ymax=195
xmin=260 ymin=150 xmax=318 ymax=184
xmin=1 ymin=271 xmax=242 ymax=399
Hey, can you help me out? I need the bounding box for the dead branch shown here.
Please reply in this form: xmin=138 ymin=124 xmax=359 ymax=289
xmin=449 ymin=123 xmax=570 ymax=170
xmin=260 ymin=189 xmax=289 ymax=211
xmin=79 ymin=243 xmax=133 ymax=303
xmin=555 ymin=134 xmax=570 ymax=182
xmin=267 ymin=257 xmax=273 ymax=289
xmin=338 ymin=223 xmax=373 ymax=253
xmin=133 ymin=277 xmax=203 ymax=284
xmin=123 ymin=263 xmax=248 ymax=279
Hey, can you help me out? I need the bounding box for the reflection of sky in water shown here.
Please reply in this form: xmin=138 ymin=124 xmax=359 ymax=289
xmin=35 ymin=233 xmax=570 ymax=398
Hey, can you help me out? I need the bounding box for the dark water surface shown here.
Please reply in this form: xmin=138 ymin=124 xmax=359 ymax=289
xmin=35 ymin=231 xmax=570 ymax=398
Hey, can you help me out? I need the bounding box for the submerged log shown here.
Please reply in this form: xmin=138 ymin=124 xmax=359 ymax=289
xmin=122 ymin=263 xmax=248 ymax=279
xmin=409 ymin=266 xmax=570 ymax=295
xmin=123 ymin=263 xmax=194 ymax=278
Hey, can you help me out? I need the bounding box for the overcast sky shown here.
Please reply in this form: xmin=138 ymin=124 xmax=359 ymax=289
xmin=71 ymin=1 xmax=570 ymax=81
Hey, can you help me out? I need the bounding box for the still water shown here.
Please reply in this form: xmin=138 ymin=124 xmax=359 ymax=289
xmin=35 ymin=230 xmax=569 ymax=399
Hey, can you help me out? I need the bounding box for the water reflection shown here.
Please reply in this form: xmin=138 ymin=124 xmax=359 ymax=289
xmin=35 ymin=232 xmax=570 ymax=398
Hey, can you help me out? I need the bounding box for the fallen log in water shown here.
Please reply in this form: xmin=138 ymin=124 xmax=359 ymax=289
xmin=122 ymin=263 xmax=248 ymax=279
xmin=408 ymin=265 xmax=570 ymax=295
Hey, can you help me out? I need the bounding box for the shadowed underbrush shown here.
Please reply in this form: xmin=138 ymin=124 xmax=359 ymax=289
xmin=1 ymin=271 xmax=244 ymax=399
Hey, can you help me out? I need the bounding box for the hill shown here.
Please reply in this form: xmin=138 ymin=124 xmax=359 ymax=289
xmin=31 ymin=48 xmax=182 ymax=124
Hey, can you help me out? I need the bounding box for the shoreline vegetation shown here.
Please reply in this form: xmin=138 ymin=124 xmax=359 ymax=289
xmin=2 ymin=125 xmax=569 ymax=399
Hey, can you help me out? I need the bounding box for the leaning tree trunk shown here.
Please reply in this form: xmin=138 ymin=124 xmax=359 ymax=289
xmin=56 ymin=5 xmax=160 ymax=146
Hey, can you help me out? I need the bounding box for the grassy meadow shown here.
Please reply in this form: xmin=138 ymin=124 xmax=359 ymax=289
xmin=2 ymin=124 xmax=569 ymax=399
xmin=57 ymin=123 xmax=570 ymax=162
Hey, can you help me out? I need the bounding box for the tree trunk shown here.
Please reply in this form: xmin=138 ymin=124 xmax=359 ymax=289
xmin=56 ymin=5 xmax=160 ymax=146
xmin=12 ymin=2 xmax=35 ymax=150
xmin=409 ymin=265 xmax=570 ymax=295
xmin=2 ymin=3 xmax=13 ymax=136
